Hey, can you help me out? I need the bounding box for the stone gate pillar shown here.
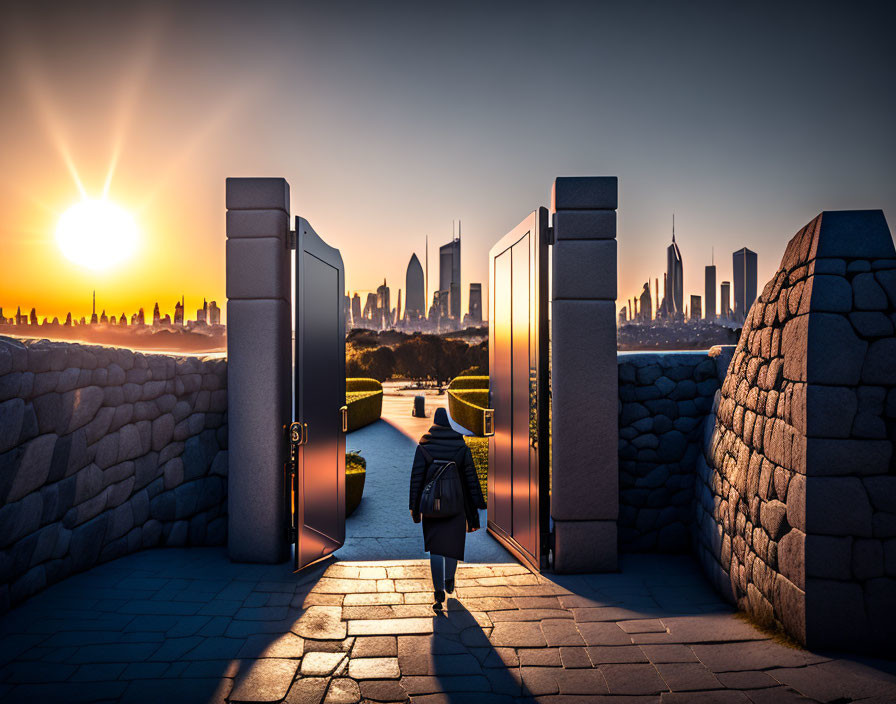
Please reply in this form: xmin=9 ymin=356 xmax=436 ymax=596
xmin=225 ymin=178 xmax=291 ymax=563
xmin=551 ymin=177 xmax=619 ymax=572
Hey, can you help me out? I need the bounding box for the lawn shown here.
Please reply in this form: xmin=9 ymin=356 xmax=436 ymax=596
xmin=465 ymin=435 xmax=488 ymax=503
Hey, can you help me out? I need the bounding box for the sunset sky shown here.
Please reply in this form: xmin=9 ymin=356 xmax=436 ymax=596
xmin=1 ymin=0 xmax=894 ymax=322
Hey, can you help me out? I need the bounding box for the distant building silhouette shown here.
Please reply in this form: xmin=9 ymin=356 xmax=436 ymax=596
xmin=467 ymin=283 xmax=482 ymax=324
xmin=29 ymin=308 xmax=37 ymax=326
xmin=395 ymin=290 xmax=402 ymax=325
xmin=376 ymin=280 xmax=390 ymax=329
xmin=404 ymin=253 xmax=425 ymax=320
xmin=638 ymin=282 xmax=652 ymax=321
xmin=618 ymin=306 xmax=628 ymax=324
xmin=439 ymin=223 xmax=461 ymax=321
xmin=363 ymin=293 xmax=377 ymax=321
xmin=720 ymin=281 xmax=732 ymax=319
xmin=663 ymin=217 xmax=684 ymax=319
xmin=705 ymin=263 xmax=716 ymax=320
xmin=690 ymin=295 xmax=702 ymax=320
xmin=100 ymin=309 xmax=108 ymax=324
xmin=208 ymin=301 xmax=221 ymax=325
xmin=153 ymin=302 xmax=161 ymax=326
xmin=344 ymin=294 xmax=352 ymax=326
xmin=733 ymin=247 xmax=758 ymax=323
xmin=196 ymin=298 xmax=208 ymax=325
xmin=174 ymin=298 xmax=184 ymax=326
xmin=90 ymin=290 xmax=98 ymax=325
xmin=64 ymin=312 xmax=72 ymax=326
xmin=351 ymin=293 xmax=362 ymax=326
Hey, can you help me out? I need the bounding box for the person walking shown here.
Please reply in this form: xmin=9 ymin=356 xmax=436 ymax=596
xmin=408 ymin=407 xmax=486 ymax=610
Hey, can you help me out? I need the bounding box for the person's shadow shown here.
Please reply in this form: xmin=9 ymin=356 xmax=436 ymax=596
xmin=428 ymin=599 xmax=535 ymax=703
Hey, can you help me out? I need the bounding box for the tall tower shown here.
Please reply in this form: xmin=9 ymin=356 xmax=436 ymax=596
xmin=404 ymin=253 xmax=425 ymax=321
xmin=733 ymin=247 xmax=758 ymax=323
xmin=439 ymin=221 xmax=461 ymax=322
xmin=468 ymin=283 xmax=482 ymax=324
xmin=90 ymin=290 xmax=98 ymax=325
xmin=720 ymin=281 xmax=732 ymax=319
xmin=705 ymin=251 xmax=717 ymax=320
xmin=665 ymin=215 xmax=684 ymax=319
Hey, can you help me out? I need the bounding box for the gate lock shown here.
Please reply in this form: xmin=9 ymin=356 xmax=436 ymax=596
xmin=483 ymin=408 xmax=495 ymax=437
xmin=340 ymin=406 xmax=348 ymax=433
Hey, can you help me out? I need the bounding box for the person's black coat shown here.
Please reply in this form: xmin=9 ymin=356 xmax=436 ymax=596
xmin=408 ymin=414 xmax=486 ymax=561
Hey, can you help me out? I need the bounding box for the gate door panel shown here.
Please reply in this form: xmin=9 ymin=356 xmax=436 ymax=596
xmin=293 ymin=216 xmax=346 ymax=571
xmin=488 ymin=207 xmax=549 ymax=572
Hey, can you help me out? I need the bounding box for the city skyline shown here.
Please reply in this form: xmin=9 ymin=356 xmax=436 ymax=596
xmin=1 ymin=3 xmax=892 ymax=323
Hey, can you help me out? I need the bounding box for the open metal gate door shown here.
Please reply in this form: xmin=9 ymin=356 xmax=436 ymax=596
xmin=487 ymin=207 xmax=550 ymax=572
xmin=291 ymin=216 xmax=347 ymax=571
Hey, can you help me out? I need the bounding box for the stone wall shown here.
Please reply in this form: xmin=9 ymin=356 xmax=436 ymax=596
xmin=693 ymin=210 xmax=896 ymax=650
xmin=0 ymin=337 xmax=228 ymax=613
xmin=617 ymin=350 xmax=731 ymax=552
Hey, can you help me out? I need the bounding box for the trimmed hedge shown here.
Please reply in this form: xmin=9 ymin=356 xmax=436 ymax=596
xmin=346 ymin=451 xmax=366 ymax=516
xmin=346 ymin=378 xmax=383 ymax=431
xmin=447 ymin=375 xmax=489 ymax=435
xmin=465 ymin=436 xmax=488 ymax=504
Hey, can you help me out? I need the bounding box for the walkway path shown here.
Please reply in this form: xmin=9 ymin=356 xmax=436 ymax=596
xmin=339 ymin=387 xmax=510 ymax=563
xmin=2 ymin=548 xmax=893 ymax=703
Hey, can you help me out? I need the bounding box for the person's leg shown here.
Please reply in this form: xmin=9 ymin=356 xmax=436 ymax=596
xmin=429 ymin=554 xmax=445 ymax=591
xmin=444 ymin=557 xmax=458 ymax=593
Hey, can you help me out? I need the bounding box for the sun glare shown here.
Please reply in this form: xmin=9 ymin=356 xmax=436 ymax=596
xmin=56 ymin=199 xmax=138 ymax=270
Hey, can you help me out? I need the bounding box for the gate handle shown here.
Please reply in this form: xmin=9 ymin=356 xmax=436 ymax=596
xmin=483 ymin=408 xmax=495 ymax=437
xmin=290 ymin=421 xmax=308 ymax=447
xmin=340 ymin=406 xmax=348 ymax=433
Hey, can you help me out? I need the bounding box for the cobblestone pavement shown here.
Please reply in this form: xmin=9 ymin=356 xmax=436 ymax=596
xmin=1 ymin=549 xmax=894 ymax=703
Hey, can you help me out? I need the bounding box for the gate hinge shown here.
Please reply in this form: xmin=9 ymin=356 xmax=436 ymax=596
xmin=545 ymin=226 xmax=554 ymax=245
xmin=288 ymin=230 xmax=297 ymax=250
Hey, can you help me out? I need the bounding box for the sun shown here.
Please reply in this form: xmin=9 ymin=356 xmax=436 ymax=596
xmin=56 ymin=199 xmax=138 ymax=271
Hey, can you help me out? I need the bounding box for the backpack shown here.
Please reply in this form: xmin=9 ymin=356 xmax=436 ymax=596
xmin=417 ymin=446 xmax=465 ymax=518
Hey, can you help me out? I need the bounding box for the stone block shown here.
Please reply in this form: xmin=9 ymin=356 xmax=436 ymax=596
xmin=814 ymin=210 xmax=895 ymax=259
xmin=225 ymin=177 xmax=289 ymax=212
xmin=225 ymin=237 xmax=290 ymax=302
xmin=805 ymin=578 xmax=868 ymax=649
xmin=552 ymin=176 xmax=617 ymax=210
xmin=552 ymin=240 xmax=616 ymax=300
xmin=806 ymin=437 xmax=891 ymax=476
xmin=553 ymin=519 xmax=616 ymax=572
xmin=226 ymin=208 xmax=289 ymax=240
xmin=806 ymin=477 xmax=872 ymax=537
xmin=227 ymin=299 xmax=290 ymax=563
xmin=804 ymin=386 xmax=856 ymax=438
xmin=551 ymin=301 xmax=617 ymax=521
xmin=862 ymin=339 xmax=896 ymax=384
xmin=807 ymin=314 xmax=866 ymax=385
xmin=852 ymin=272 xmax=889 ymax=310
xmin=864 ymin=476 xmax=896 ymax=513
xmin=808 ymin=275 xmax=852 ymax=312
xmin=552 ymin=210 xmax=616 ymax=240
xmin=778 ymin=529 xmax=805 ymax=589
xmin=805 ymin=534 xmax=852 ymax=580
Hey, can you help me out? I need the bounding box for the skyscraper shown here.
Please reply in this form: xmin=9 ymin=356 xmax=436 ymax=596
xmin=351 ymin=293 xmax=362 ymax=325
xmin=174 ymin=297 xmax=184 ymax=326
xmin=638 ymin=282 xmax=652 ymax=321
xmin=467 ymin=283 xmax=482 ymax=324
xmin=208 ymin=301 xmax=221 ymax=325
xmin=705 ymin=263 xmax=717 ymax=320
xmin=376 ymin=279 xmax=390 ymax=328
xmin=733 ymin=247 xmax=758 ymax=323
xmin=665 ymin=217 xmax=684 ymax=319
xmin=404 ymin=253 xmax=425 ymax=320
xmin=720 ymin=281 xmax=732 ymax=319
xmin=153 ymin=302 xmax=161 ymax=326
xmin=439 ymin=222 xmax=461 ymax=321
xmin=196 ymin=298 xmax=208 ymax=325
xmin=690 ymin=295 xmax=702 ymax=320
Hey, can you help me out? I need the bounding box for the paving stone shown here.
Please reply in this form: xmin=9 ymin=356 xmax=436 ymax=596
xmin=619 ymin=619 xmax=667 ymax=634
xmin=237 ymin=633 xmax=304 ymax=659
xmin=489 ymin=621 xmax=547 ymax=647
xmin=293 ymin=606 xmax=346 ymax=640
xmin=660 ymin=615 xmax=767 ymax=643
xmin=689 ymin=642 xmax=828 ymax=673
xmin=542 ymin=618 xmax=586 ymax=646
xmin=357 ymin=678 xmax=408 ymax=702
xmin=348 ymin=618 xmax=432 ymax=636
xmin=660 ymin=692 xmax=750 ymax=703
xmin=401 ymin=674 xmax=491 ymax=695
xmin=559 ymin=646 xmax=593 ymax=668
xmin=348 ymin=656 xmax=400 ymax=679
xmin=587 ymin=645 xmax=650 ymax=664
xmin=398 ymin=652 xmax=480 ymax=676
xmin=600 ymin=663 xmax=667 ymax=695
xmin=343 ymin=593 xmax=403 ymax=606
xmin=283 ymin=676 xmax=328 ymax=704
xmin=230 ymin=657 xmax=300 ymax=702
xmin=656 ymin=662 xmax=723 ymax=691
xmin=555 ymin=667 xmax=610 ymax=694
xmin=518 ymin=648 xmax=562 ymax=667
xmin=300 ymin=651 xmax=345 ymax=676
xmin=520 ymin=666 xmax=561 ymax=696
xmin=323 ymin=677 xmax=360 ymax=704
xmin=716 ymin=671 xmax=780 ymax=689
xmin=490 ymin=608 xmax=571 ymax=622
xmin=576 ymin=622 xmax=633 ymax=646
xmin=639 ymin=644 xmax=698 ymax=663
xmin=351 ymin=636 xmax=396 ymax=658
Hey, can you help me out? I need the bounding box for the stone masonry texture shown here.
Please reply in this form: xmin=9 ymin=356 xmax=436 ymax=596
xmin=617 ymin=351 xmax=731 ymax=553
xmin=692 ymin=210 xmax=896 ymax=650
xmin=0 ymin=337 xmax=228 ymax=615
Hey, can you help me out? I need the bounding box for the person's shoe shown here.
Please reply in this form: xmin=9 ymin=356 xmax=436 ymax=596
xmin=433 ymin=589 xmax=445 ymax=609
xmin=445 ymin=578 xmax=455 ymax=594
